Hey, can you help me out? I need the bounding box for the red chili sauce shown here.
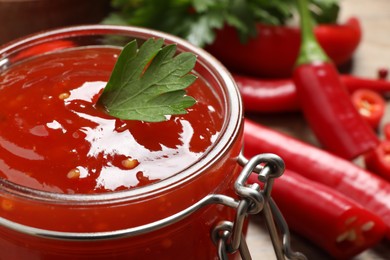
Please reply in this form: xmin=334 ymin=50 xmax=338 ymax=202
xmin=0 ymin=47 xmax=223 ymax=194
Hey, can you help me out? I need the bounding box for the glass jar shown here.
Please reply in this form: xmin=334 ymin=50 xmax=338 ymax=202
xmin=0 ymin=25 xmax=248 ymax=259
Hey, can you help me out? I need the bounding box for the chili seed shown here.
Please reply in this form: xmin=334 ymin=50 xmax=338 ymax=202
xmin=67 ymin=168 xmax=80 ymax=179
xmin=345 ymin=216 xmax=357 ymax=225
xmin=122 ymin=158 xmax=138 ymax=169
xmin=358 ymin=101 xmax=373 ymax=117
xmin=59 ymin=92 xmax=70 ymax=100
xmin=361 ymin=221 xmax=375 ymax=232
xmin=336 ymin=231 xmax=349 ymax=243
xmin=336 ymin=229 xmax=357 ymax=243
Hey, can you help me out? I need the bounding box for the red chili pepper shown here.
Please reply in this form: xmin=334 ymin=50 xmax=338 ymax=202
xmin=248 ymin=170 xmax=386 ymax=259
xmin=234 ymin=75 xmax=299 ymax=112
xmin=234 ymin=74 xmax=390 ymax=113
xmin=342 ymin=75 xmax=390 ymax=93
xmin=384 ymin=123 xmax=390 ymax=140
xmin=364 ymin=140 xmax=390 ymax=182
xmin=351 ymin=89 xmax=386 ymax=129
xmin=243 ymin=119 xmax=390 ymax=239
xmin=206 ymin=17 xmax=361 ymax=78
xmin=293 ymin=0 xmax=378 ymax=159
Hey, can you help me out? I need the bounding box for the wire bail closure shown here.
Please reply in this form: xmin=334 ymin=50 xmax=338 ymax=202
xmin=0 ymin=153 xmax=306 ymax=259
xmin=211 ymin=153 xmax=307 ymax=260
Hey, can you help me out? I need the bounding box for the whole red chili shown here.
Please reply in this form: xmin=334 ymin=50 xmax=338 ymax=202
xmin=206 ymin=17 xmax=361 ymax=78
xmin=248 ymin=169 xmax=386 ymax=259
xmin=234 ymin=75 xmax=299 ymax=112
xmin=243 ymin=119 xmax=390 ymax=239
xmin=234 ymin=74 xmax=390 ymax=113
xmin=293 ymin=0 xmax=378 ymax=159
xmin=365 ymin=140 xmax=390 ymax=182
xmin=342 ymin=75 xmax=390 ymax=93
xmin=351 ymin=89 xmax=386 ymax=130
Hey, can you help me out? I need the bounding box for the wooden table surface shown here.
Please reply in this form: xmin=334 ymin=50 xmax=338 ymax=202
xmin=246 ymin=0 xmax=390 ymax=259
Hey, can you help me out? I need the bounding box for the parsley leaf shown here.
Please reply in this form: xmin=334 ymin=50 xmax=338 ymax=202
xmin=103 ymin=0 xmax=340 ymax=47
xmin=98 ymin=38 xmax=197 ymax=122
xmin=310 ymin=0 xmax=340 ymax=24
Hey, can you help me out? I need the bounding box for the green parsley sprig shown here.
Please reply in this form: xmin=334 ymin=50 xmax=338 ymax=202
xmin=103 ymin=0 xmax=339 ymax=47
xmin=98 ymin=38 xmax=197 ymax=122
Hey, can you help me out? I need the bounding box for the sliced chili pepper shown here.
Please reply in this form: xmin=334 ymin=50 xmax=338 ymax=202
xmin=248 ymin=169 xmax=386 ymax=259
xmin=234 ymin=74 xmax=390 ymax=113
xmin=351 ymin=89 xmax=386 ymax=129
xmin=293 ymin=0 xmax=378 ymax=159
xmin=243 ymin=119 xmax=390 ymax=239
xmin=364 ymin=140 xmax=390 ymax=182
xmin=206 ymin=17 xmax=361 ymax=78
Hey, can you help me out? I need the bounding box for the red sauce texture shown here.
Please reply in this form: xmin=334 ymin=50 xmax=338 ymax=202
xmin=0 ymin=47 xmax=223 ymax=194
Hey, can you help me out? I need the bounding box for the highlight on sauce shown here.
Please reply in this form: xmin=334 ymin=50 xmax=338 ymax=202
xmin=0 ymin=47 xmax=224 ymax=194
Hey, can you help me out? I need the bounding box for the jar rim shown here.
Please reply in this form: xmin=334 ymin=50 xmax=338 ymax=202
xmin=0 ymin=25 xmax=243 ymax=204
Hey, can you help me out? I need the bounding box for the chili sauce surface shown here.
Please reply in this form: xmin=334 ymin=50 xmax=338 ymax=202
xmin=0 ymin=47 xmax=223 ymax=194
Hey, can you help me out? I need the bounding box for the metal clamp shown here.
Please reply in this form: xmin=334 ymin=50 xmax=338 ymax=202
xmin=211 ymin=153 xmax=307 ymax=260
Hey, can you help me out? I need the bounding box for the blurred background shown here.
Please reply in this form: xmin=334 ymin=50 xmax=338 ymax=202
xmin=0 ymin=0 xmax=111 ymax=45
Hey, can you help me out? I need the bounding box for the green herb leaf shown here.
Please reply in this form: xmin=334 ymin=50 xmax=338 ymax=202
xmin=309 ymin=0 xmax=340 ymax=24
xmin=103 ymin=0 xmax=340 ymax=47
xmin=98 ymin=38 xmax=197 ymax=122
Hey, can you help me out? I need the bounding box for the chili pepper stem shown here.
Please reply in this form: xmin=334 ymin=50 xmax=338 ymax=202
xmin=294 ymin=0 xmax=378 ymax=159
xmin=296 ymin=0 xmax=329 ymax=65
